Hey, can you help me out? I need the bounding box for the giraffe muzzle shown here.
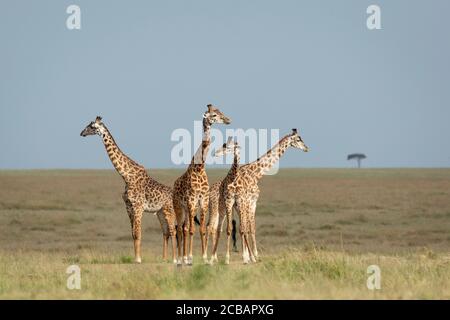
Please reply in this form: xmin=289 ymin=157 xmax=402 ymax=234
xmin=80 ymin=127 xmax=95 ymax=137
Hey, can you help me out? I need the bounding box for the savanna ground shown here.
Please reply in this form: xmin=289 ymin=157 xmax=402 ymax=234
xmin=0 ymin=169 xmax=449 ymax=299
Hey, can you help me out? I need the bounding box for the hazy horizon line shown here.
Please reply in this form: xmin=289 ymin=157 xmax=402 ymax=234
xmin=1 ymin=166 xmax=449 ymax=171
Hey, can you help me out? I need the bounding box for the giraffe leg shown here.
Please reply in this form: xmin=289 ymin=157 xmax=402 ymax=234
xmin=241 ymin=230 xmax=254 ymax=264
xmin=207 ymin=191 xmax=220 ymax=264
xmin=205 ymin=215 xmax=216 ymax=262
xmin=168 ymin=217 xmax=178 ymax=266
xmin=170 ymin=231 xmax=177 ymax=264
xmin=161 ymin=204 xmax=178 ymax=264
xmin=205 ymin=213 xmax=213 ymax=257
xmin=187 ymin=201 xmax=197 ymax=265
xmin=124 ymin=196 xmax=143 ymax=264
xmin=222 ymin=195 xmax=235 ymax=264
xmin=238 ymin=203 xmax=255 ymax=265
xmin=173 ymin=199 xmax=184 ymax=265
xmin=234 ymin=198 xmax=252 ymax=264
xmin=241 ymin=234 xmax=249 ymax=264
xmin=205 ymin=226 xmax=216 ymax=263
xmin=155 ymin=210 xmax=169 ymax=260
xmin=204 ymin=226 xmax=209 ymax=256
xmin=166 ymin=223 xmax=177 ymax=265
xmin=225 ymin=211 xmax=233 ymax=264
xmin=131 ymin=208 xmax=144 ymax=264
xmin=210 ymin=211 xmax=224 ymax=264
xmin=182 ymin=208 xmax=189 ymax=265
xmin=212 ymin=219 xmax=224 ymax=264
xmin=249 ymin=217 xmax=257 ymax=263
xmin=244 ymin=221 xmax=256 ymax=264
xmin=239 ymin=214 xmax=249 ymax=264
xmin=210 ymin=228 xmax=218 ymax=263
xmin=199 ymin=197 xmax=209 ymax=263
xmin=156 ymin=209 xmax=169 ymax=261
xmin=249 ymin=197 xmax=259 ymax=262
xmin=162 ymin=234 xmax=168 ymax=260
xmin=183 ymin=221 xmax=189 ymax=265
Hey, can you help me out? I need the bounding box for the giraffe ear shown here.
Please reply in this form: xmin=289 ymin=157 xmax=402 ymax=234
xmin=96 ymin=116 xmax=102 ymax=123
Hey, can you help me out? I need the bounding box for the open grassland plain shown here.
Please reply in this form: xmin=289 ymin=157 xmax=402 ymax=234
xmin=0 ymin=169 xmax=450 ymax=299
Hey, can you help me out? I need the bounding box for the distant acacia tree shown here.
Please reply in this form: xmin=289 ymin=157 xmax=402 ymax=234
xmin=347 ymin=153 xmax=366 ymax=168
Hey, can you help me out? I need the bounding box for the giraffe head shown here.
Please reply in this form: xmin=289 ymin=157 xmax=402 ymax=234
xmin=214 ymin=137 xmax=240 ymax=157
xmin=80 ymin=116 xmax=106 ymax=137
xmin=203 ymin=104 xmax=231 ymax=125
xmin=289 ymin=128 xmax=309 ymax=152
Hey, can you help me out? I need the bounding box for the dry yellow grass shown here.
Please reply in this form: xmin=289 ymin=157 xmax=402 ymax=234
xmin=1 ymin=169 xmax=449 ymax=299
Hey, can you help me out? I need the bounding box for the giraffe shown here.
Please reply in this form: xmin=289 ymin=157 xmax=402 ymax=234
xmin=224 ymin=129 xmax=309 ymax=264
xmin=80 ymin=116 xmax=178 ymax=264
xmin=173 ymin=104 xmax=231 ymax=265
xmin=207 ymin=137 xmax=241 ymax=264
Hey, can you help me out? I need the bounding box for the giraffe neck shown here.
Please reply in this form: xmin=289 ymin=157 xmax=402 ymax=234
xmin=249 ymin=135 xmax=292 ymax=180
xmin=230 ymin=148 xmax=240 ymax=178
xmin=224 ymin=148 xmax=240 ymax=183
xmin=100 ymin=126 xmax=143 ymax=182
xmin=189 ymin=118 xmax=211 ymax=171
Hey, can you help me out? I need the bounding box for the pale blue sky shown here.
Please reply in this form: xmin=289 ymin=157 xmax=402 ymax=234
xmin=1 ymin=0 xmax=449 ymax=169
